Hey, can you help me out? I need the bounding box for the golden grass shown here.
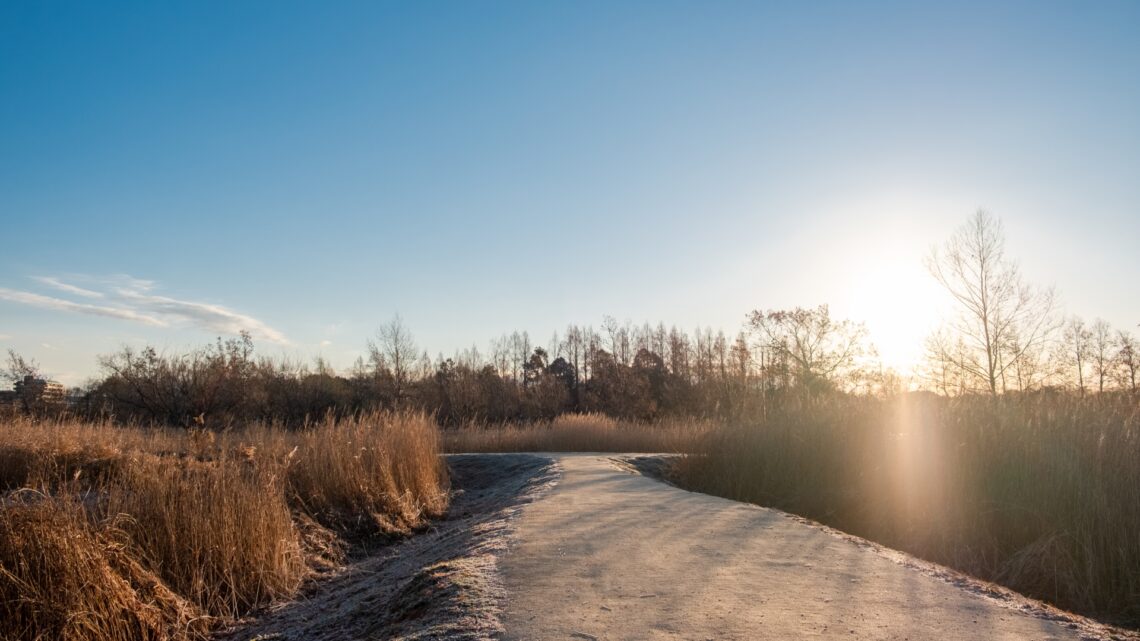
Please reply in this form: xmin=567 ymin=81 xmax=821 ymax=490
xmin=441 ymin=412 xmax=710 ymax=453
xmin=0 ymin=411 xmax=449 ymax=641
xmin=677 ymin=392 xmax=1140 ymax=628
xmin=0 ymin=494 xmax=209 ymax=641
xmin=283 ymin=412 xmax=450 ymax=535
xmin=106 ymin=458 xmax=307 ymax=618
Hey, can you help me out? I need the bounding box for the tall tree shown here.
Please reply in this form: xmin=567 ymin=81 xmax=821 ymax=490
xmin=1116 ymin=329 xmax=1138 ymax=394
xmin=368 ymin=314 xmax=418 ymax=406
xmin=922 ymin=329 xmax=969 ymax=395
xmin=4 ymin=350 xmax=39 ymax=384
xmin=1090 ymin=318 xmax=1113 ymax=393
xmin=926 ymin=210 xmax=1058 ymax=395
xmin=747 ymin=305 xmax=870 ymax=392
xmin=1062 ymin=317 xmax=1092 ymax=395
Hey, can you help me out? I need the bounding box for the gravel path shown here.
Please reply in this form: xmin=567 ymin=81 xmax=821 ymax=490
xmin=499 ymin=454 xmax=1125 ymax=641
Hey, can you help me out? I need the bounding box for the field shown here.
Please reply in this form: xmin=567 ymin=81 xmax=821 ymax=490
xmin=0 ymin=412 xmax=448 ymax=641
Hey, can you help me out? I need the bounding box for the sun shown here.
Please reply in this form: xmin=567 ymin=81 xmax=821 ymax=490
xmin=836 ymin=254 xmax=952 ymax=375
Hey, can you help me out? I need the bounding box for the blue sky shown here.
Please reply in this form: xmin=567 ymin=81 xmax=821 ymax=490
xmin=2 ymin=1 xmax=1139 ymax=385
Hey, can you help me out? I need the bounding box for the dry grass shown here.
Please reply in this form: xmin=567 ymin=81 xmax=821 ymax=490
xmin=0 ymin=494 xmax=209 ymax=641
xmin=283 ymin=413 xmax=450 ymax=535
xmin=106 ymin=458 xmax=307 ymax=618
xmin=442 ymin=412 xmax=710 ymax=453
xmin=677 ymin=392 xmax=1140 ymax=628
xmin=0 ymin=411 xmax=449 ymax=641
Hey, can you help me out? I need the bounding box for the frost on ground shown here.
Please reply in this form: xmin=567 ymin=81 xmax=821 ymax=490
xmin=620 ymin=454 xmax=1138 ymax=641
xmin=217 ymin=454 xmax=558 ymax=641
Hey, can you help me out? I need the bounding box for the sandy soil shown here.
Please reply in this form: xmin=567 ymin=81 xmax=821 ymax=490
xmin=499 ymin=454 xmax=1135 ymax=641
xmin=216 ymin=454 xmax=557 ymax=641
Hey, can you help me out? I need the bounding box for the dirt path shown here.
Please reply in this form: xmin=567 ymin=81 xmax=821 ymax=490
xmin=500 ymin=454 xmax=1124 ymax=641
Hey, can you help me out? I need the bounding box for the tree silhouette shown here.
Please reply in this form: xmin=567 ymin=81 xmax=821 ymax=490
xmin=926 ymin=211 xmax=1058 ymax=395
xmin=747 ymin=305 xmax=870 ymax=393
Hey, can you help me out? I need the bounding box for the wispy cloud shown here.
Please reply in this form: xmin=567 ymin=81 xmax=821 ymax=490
xmin=0 ymin=288 xmax=167 ymax=326
xmin=32 ymin=276 xmax=104 ymax=299
xmin=116 ymin=289 xmax=288 ymax=344
xmin=0 ymin=334 xmax=12 ymax=341
xmin=0 ymin=276 xmax=288 ymax=344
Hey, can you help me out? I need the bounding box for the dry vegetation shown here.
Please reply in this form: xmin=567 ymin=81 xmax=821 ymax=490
xmin=0 ymin=412 xmax=449 ymax=641
xmin=7 ymin=394 xmax=1140 ymax=636
xmin=441 ymin=412 xmax=710 ymax=454
xmin=676 ymin=392 xmax=1140 ymax=628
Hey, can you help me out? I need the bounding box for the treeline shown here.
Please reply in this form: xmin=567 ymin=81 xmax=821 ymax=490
xmin=4 ymin=212 xmax=1136 ymax=427
xmin=3 ymin=302 xmax=895 ymax=427
xmin=6 ymin=304 xmax=1139 ymax=431
xmin=36 ymin=316 xmax=799 ymax=426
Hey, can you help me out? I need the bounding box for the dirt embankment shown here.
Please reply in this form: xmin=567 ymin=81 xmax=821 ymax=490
xmin=217 ymin=454 xmax=556 ymax=641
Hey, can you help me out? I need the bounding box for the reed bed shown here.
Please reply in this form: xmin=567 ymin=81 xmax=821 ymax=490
xmin=282 ymin=412 xmax=449 ymax=535
xmin=442 ymin=412 xmax=710 ymax=453
xmin=676 ymin=392 xmax=1140 ymax=628
xmin=0 ymin=412 xmax=449 ymax=641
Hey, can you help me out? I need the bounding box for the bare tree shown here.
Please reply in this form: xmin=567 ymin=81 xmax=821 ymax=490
xmin=1062 ymin=317 xmax=1092 ymax=395
xmin=561 ymin=325 xmax=584 ymax=386
xmin=490 ymin=334 xmax=511 ymax=379
xmin=1007 ymin=330 xmax=1051 ymax=392
xmin=1090 ymin=318 xmax=1113 ymax=393
xmin=4 ymin=350 xmax=39 ymax=383
xmin=667 ymin=326 xmax=690 ymax=381
xmin=509 ymin=331 xmax=531 ymax=385
xmin=747 ymin=305 xmax=871 ymax=392
xmin=601 ymin=316 xmax=633 ymax=366
xmin=713 ymin=330 xmax=729 ymax=381
xmin=926 ymin=210 xmax=1058 ymax=395
xmin=1115 ymin=329 xmax=1138 ymax=395
xmin=368 ymin=314 xmax=418 ymax=405
xmin=729 ymin=330 xmax=751 ymax=381
xmin=922 ymin=329 xmax=969 ymax=396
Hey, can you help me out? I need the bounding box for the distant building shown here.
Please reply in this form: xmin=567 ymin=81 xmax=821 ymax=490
xmin=11 ymin=375 xmax=66 ymax=413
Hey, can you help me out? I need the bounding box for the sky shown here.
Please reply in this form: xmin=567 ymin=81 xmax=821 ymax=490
xmin=2 ymin=1 xmax=1139 ymax=386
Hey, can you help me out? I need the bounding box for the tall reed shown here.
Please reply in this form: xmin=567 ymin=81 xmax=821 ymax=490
xmin=0 ymin=411 xmax=450 ymax=640
xmin=677 ymin=392 xmax=1140 ymax=627
xmin=442 ymin=412 xmax=709 ymax=453
xmin=0 ymin=494 xmax=209 ymax=641
xmin=283 ymin=411 xmax=450 ymax=535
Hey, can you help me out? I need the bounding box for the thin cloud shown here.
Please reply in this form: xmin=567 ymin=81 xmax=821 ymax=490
xmin=0 ymin=276 xmax=289 ymax=344
xmin=32 ymin=276 xmax=104 ymax=299
xmin=116 ymin=289 xmax=288 ymax=344
xmin=0 ymin=287 xmax=167 ymax=326
xmin=105 ymin=274 xmax=156 ymax=292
